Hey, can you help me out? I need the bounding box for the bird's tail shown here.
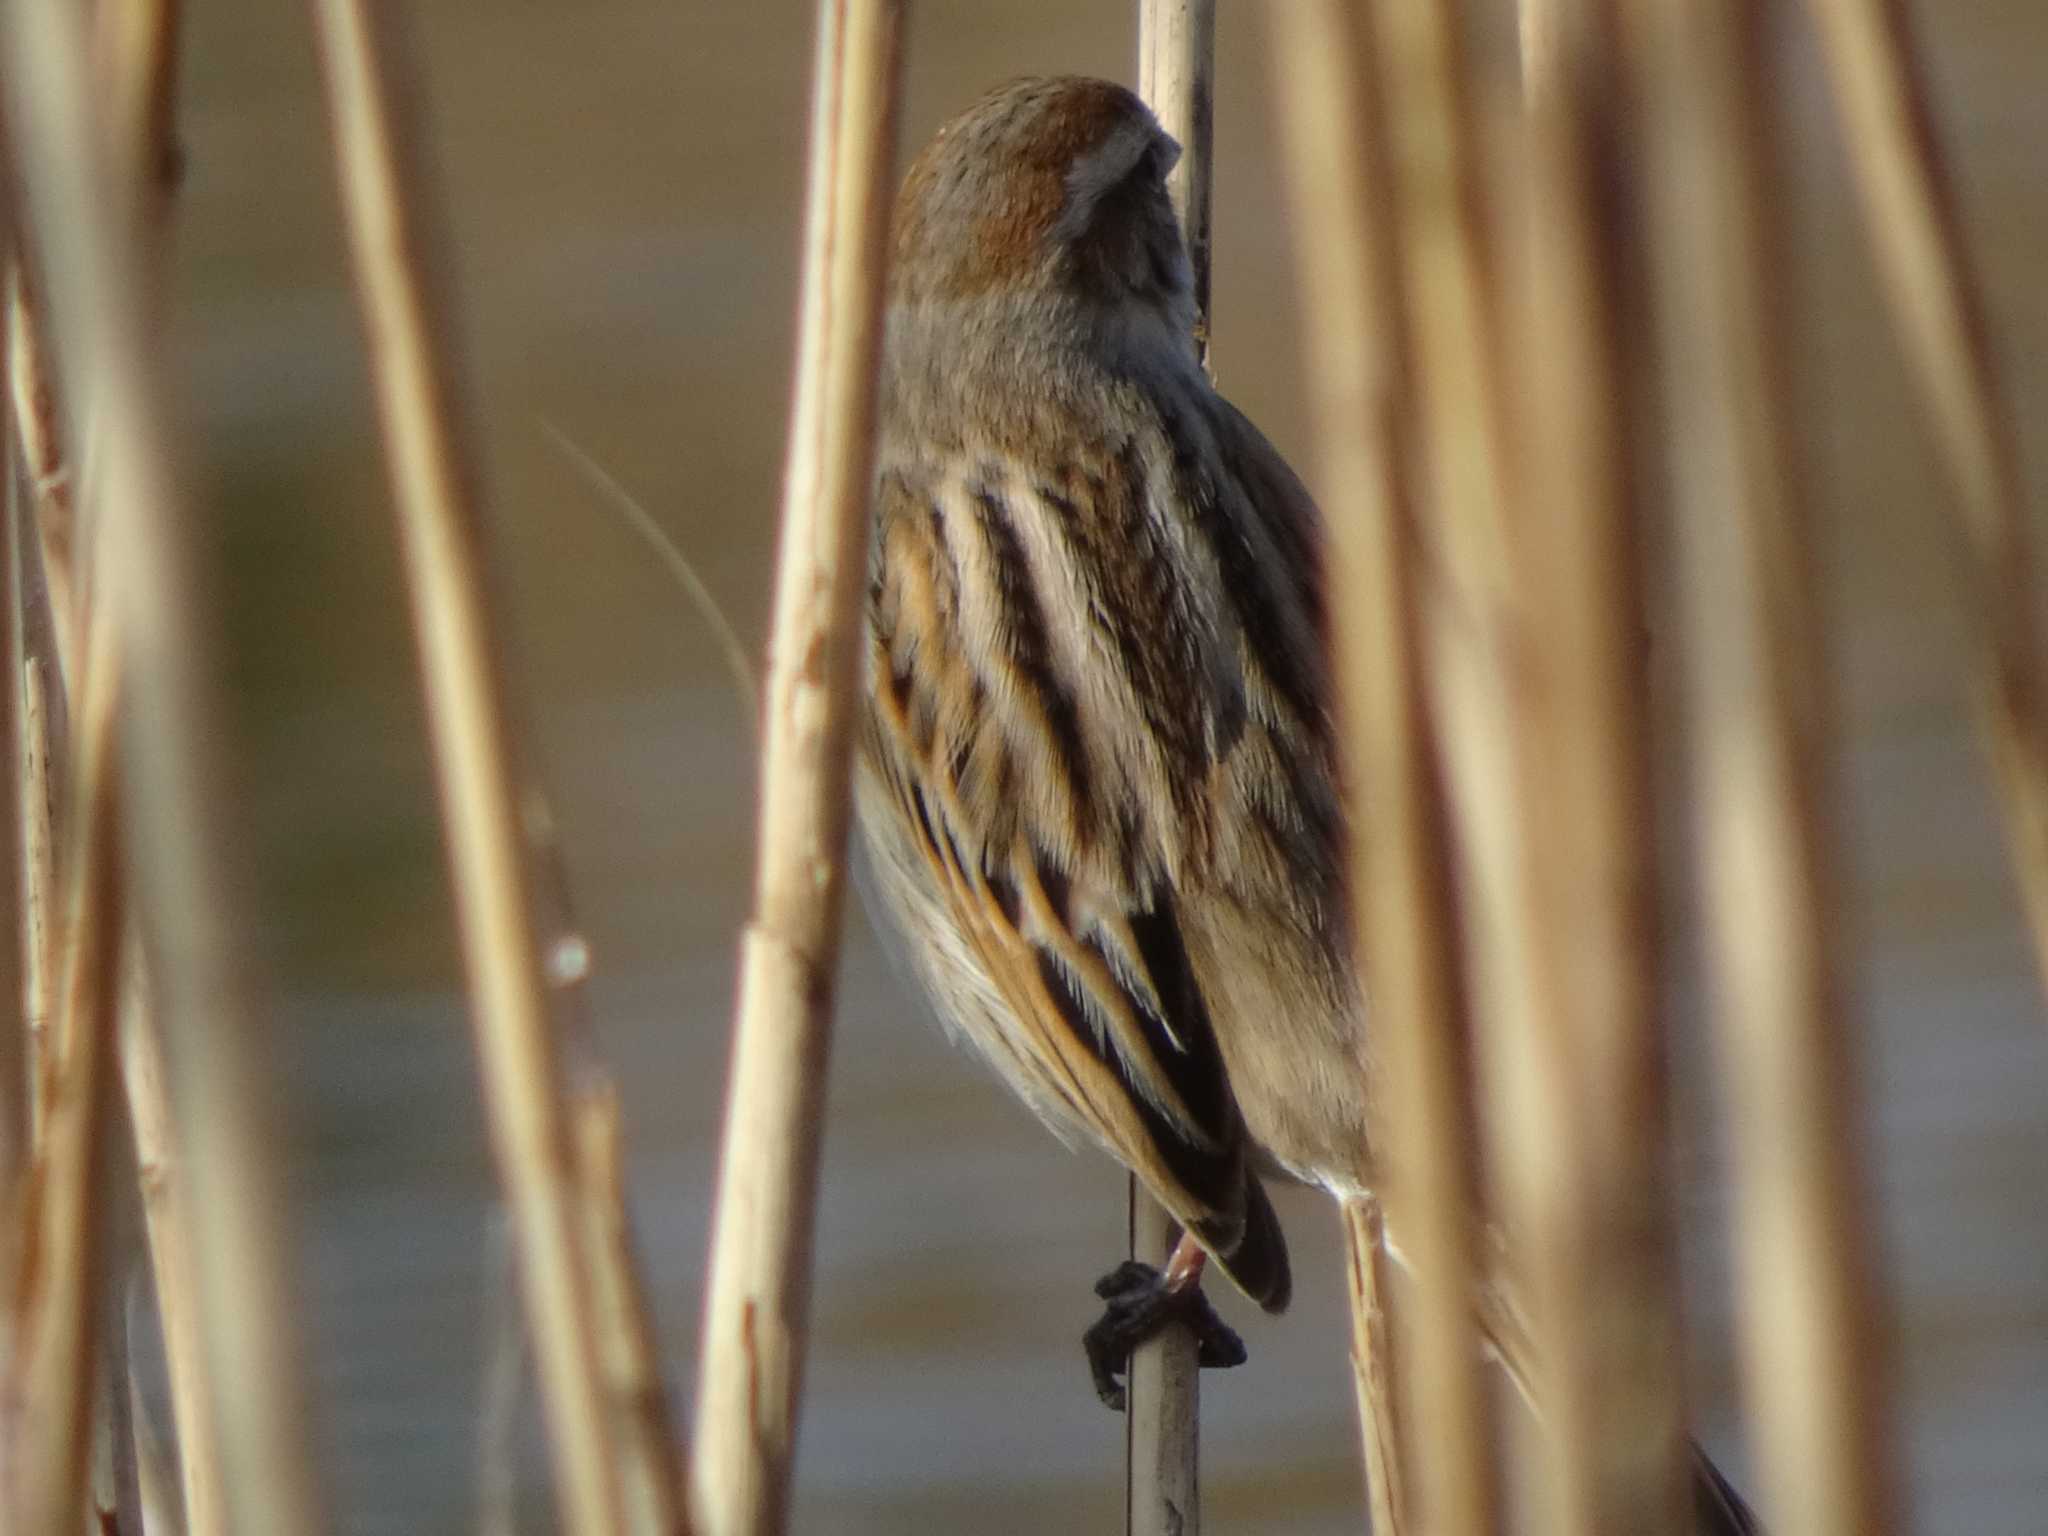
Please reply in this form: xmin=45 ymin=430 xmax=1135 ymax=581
xmin=1691 ymin=1440 xmax=1765 ymax=1536
xmin=1194 ymin=1170 xmax=1292 ymax=1313
xmin=1468 ymin=1241 xmax=1765 ymax=1535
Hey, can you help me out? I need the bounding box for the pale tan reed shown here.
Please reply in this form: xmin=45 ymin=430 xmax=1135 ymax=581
xmin=1340 ymin=1198 xmax=1407 ymax=1536
xmin=1502 ymin=1 xmax=1695 ymax=1532
xmin=1128 ymin=6 xmax=1217 ymax=1532
xmin=1124 ymin=1195 xmax=1203 ymax=1536
xmin=1802 ymin=0 xmax=2048 ymax=1015
xmin=574 ymin=1082 xmax=689 ymax=1536
xmin=308 ymin=2 xmax=677 ymax=1532
xmin=1636 ymin=2 xmax=1902 ymax=1533
xmin=1263 ymin=6 xmax=1432 ymax=1529
xmin=4 ymin=285 xmax=72 ymax=1158
xmin=687 ymin=5 xmax=903 ymax=1534
xmin=1140 ymin=0 xmax=1217 ymax=355
xmin=18 ymin=12 xmax=226 ymax=1524
xmin=16 ymin=654 xmax=55 ymax=1143
xmin=1 ymin=3 xmax=327 ymax=1533
xmin=120 ymin=954 xmax=223 ymax=1536
xmin=7 ymin=600 xmax=121 ymax=1536
xmin=0 ymin=306 xmax=22 ymax=1229
xmin=1372 ymin=0 xmax=1534 ymax=1528
xmin=3 ymin=266 xmax=77 ymax=680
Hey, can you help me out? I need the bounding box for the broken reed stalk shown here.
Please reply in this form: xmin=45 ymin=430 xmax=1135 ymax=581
xmin=1263 ymin=5 xmax=1428 ymax=1529
xmin=1505 ymin=1 xmax=1695 ymax=1532
xmin=8 ymin=599 xmax=120 ymax=1536
xmin=1801 ymin=0 xmax=2048 ymax=1012
xmin=1639 ymin=3 xmax=1900 ymax=1534
xmin=308 ymin=3 xmax=689 ymax=1533
xmin=2 ymin=4 xmax=328 ymax=1534
xmin=687 ymin=5 xmax=902 ymax=1533
xmin=1128 ymin=5 xmax=1214 ymax=1531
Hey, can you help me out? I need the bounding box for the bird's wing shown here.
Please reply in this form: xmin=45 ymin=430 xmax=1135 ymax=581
xmin=862 ymin=459 xmax=1290 ymax=1310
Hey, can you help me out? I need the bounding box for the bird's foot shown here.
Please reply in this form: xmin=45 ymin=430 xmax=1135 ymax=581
xmin=1082 ymin=1259 xmax=1246 ymax=1412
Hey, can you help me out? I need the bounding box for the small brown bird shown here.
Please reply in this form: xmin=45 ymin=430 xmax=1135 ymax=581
xmin=855 ymin=75 xmax=1756 ymax=1535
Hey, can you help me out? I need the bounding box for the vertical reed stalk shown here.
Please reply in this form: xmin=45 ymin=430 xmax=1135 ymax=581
xmin=120 ymin=955 xmax=223 ymax=1536
xmin=1124 ymin=1195 xmax=1201 ymax=1536
xmin=1371 ymin=0 xmax=1531 ymax=1526
xmin=1801 ymin=0 xmax=2048 ymax=1008
xmin=4 ymin=265 xmax=78 ymax=682
xmin=1506 ymin=1 xmax=1693 ymax=1532
xmin=8 ymin=600 xmax=120 ymax=1536
xmin=0 ymin=311 xmax=23 ymax=1229
xmin=2 ymin=3 xmax=328 ymax=1532
xmin=687 ymin=5 xmax=903 ymax=1534
xmin=1130 ymin=7 xmax=1216 ymax=1532
xmin=1264 ymin=6 xmax=1435 ymax=1528
xmin=1340 ymin=1198 xmax=1406 ymax=1536
xmin=5 ymin=285 xmax=72 ymax=1152
xmin=1638 ymin=3 xmax=1900 ymax=1533
xmin=14 ymin=10 xmax=223 ymax=1526
xmin=1139 ymin=0 xmax=1216 ymax=355
xmin=308 ymin=3 xmax=674 ymax=1532
xmin=573 ymin=1082 xmax=687 ymax=1536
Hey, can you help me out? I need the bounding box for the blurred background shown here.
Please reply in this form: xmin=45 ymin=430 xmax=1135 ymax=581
xmin=146 ymin=1 xmax=2047 ymax=1531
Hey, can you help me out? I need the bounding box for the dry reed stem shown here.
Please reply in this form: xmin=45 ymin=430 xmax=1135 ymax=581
xmin=687 ymin=5 xmax=902 ymax=1533
xmin=1639 ymin=3 xmax=1900 ymax=1533
xmin=8 ymin=602 xmax=124 ymax=1536
xmin=95 ymin=0 xmax=186 ymax=216
xmin=1140 ymin=0 xmax=1215 ymax=356
xmin=120 ymin=956 xmax=222 ymax=1536
xmin=1373 ymin=0 xmax=1532 ymax=1527
xmin=1801 ymin=0 xmax=2048 ymax=1012
xmin=574 ymin=1083 xmax=687 ymax=1536
xmin=1128 ymin=8 xmax=1215 ymax=1531
xmin=16 ymin=11 xmax=226 ymax=1525
xmin=2 ymin=3 xmax=328 ymax=1532
xmin=528 ymin=734 xmax=689 ymax=1533
xmin=5 ymin=285 xmax=73 ymax=1162
xmin=92 ymin=1271 xmax=144 ymax=1534
xmin=1339 ymin=1199 xmax=1407 ymax=1536
xmin=1263 ymin=6 xmax=1435 ymax=1529
xmin=10 ymin=321 xmax=223 ymax=1536
xmin=3 ymin=266 xmax=78 ymax=679
xmin=131 ymin=1348 xmax=185 ymax=1536
xmin=0 ymin=342 xmax=23 ymax=1216
xmin=18 ymin=655 xmax=57 ymax=1145
xmin=1124 ymin=1194 xmax=1202 ymax=1536
xmin=1504 ymin=2 xmax=1693 ymax=1533
xmin=307 ymin=3 xmax=644 ymax=1532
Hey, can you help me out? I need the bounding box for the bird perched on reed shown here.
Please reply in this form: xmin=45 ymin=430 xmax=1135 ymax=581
xmin=855 ymin=74 xmax=1757 ymax=1536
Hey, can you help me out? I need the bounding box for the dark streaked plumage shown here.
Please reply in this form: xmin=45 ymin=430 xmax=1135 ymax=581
xmin=859 ymin=76 xmax=1371 ymax=1313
